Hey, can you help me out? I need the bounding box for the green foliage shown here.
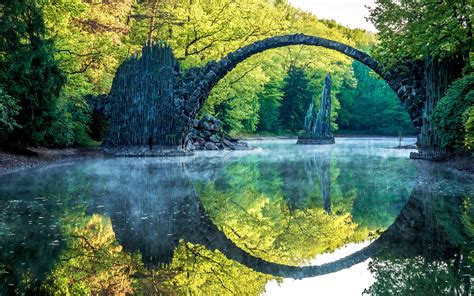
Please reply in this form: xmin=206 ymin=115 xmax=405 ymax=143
xmin=367 ymin=0 xmax=473 ymax=65
xmin=366 ymin=256 xmax=468 ymax=296
xmin=0 ymin=87 xmax=21 ymax=140
xmin=432 ymin=73 xmax=474 ymax=151
xmin=337 ymin=61 xmax=415 ymax=135
xmin=0 ymin=0 xmax=130 ymax=147
xmin=43 ymin=215 xmax=140 ymax=295
xmin=39 ymin=0 xmax=135 ymax=146
xmin=256 ymin=79 xmax=285 ymax=133
xmin=279 ymin=66 xmax=314 ymax=133
xmin=44 ymin=96 xmax=92 ymax=147
xmin=0 ymin=0 xmax=65 ymax=146
xmin=41 ymin=0 xmax=132 ymax=96
xmin=464 ymin=106 xmax=474 ymax=151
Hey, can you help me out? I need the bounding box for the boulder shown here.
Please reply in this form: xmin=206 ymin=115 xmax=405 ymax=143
xmin=188 ymin=114 xmax=249 ymax=151
xmin=209 ymin=134 xmax=220 ymax=143
xmin=204 ymin=142 xmax=218 ymax=150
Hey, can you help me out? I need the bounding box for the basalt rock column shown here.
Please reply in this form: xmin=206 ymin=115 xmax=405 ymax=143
xmin=297 ymin=74 xmax=335 ymax=145
xmin=102 ymin=42 xmax=185 ymax=155
xmin=409 ymin=56 xmax=464 ymax=160
xmin=96 ymin=34 xmax=456 ymax=157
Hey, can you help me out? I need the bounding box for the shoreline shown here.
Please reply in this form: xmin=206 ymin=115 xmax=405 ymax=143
xmin=0 ymin=147 xmax=106 ymax=175
xmin=1 ymin=137 xmax=471 ymax=177
xmin=242 ymin=135 xmax=417 ymax=140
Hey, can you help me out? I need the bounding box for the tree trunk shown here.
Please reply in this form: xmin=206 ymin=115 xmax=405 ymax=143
xmin=148 ymin=0 xmax=159 ymax=44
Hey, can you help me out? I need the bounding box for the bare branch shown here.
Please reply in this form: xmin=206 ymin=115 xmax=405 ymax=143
xmin=229 ymin=63 xmax=262 ymax=85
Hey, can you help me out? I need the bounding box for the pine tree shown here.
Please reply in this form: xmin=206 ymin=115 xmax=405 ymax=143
xmin=0 ymin=0 xmax=65 ymax=146
xmin=256 ymin=79 xmax=284 ymax=133
xmin=279 ymin=66 xmax=313 ymax=133
xmin=336 ymin=61 xmax=414 ymax=135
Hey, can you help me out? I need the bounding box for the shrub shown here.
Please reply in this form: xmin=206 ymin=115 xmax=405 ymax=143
xmin=0 ymin=87 xmax=21 ymax=141
xmin=464 ymin=106 xmax=474 ymax=152
xmin=432 ymin=73 xmax=474 ymax=151
xmin=44 ymin=96 xmax=92 ymax=147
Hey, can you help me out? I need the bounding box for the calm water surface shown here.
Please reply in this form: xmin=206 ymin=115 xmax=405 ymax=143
xmin=0 ymin=138 xmax=472 ymax=295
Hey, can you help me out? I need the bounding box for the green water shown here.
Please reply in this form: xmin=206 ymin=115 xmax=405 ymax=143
xmin=0 ymin=138 xmax=472 ymax=295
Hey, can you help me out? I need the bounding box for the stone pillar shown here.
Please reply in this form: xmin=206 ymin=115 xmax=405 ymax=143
xmin=297 ymin=74 xmax=335 ymax=145
xmin=410 ymin=56 xmax=464 ymax=160
xmin=101 ymin=42 xmax=189 ymax=156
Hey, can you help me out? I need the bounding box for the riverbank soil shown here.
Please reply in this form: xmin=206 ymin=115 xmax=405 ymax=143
xmin=0 ymin=147 xmax=105 ymax=174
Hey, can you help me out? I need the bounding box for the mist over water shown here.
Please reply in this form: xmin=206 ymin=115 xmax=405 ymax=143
xmin=0 ymin=138 xmax=472 ymax=295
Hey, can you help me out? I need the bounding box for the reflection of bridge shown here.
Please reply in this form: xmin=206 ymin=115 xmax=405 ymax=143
xmin=91 ymin=161 xmax=459 ymax=279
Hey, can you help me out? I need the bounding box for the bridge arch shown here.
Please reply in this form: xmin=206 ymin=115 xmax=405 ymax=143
xmin=179 ymin=34 xmax=420 ymax=132
xmin=103 ymin=34 xmax=428 ymax=153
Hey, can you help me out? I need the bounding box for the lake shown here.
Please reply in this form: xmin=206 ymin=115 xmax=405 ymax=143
xmin=0 ymin=138 xmax=472 ymax=295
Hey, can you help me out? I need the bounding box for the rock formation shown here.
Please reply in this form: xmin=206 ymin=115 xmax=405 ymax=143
xmin=187 ymin=114 xmax=249 ymax=151
xmin=101 ymin=42 xmax=185 ymax=156
xmin=297 ymin=74 xmax=335 ymax=145
xmin=88 ymin=34 xmax=464 ymax=159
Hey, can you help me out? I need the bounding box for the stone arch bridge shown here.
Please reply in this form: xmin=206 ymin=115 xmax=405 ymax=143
xmin=92 ymin=34 xmax=463 ymax=159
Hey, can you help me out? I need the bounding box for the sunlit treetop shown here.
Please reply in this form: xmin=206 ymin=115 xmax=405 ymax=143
xmin=367 ymin=0 xmax=473 ymax=65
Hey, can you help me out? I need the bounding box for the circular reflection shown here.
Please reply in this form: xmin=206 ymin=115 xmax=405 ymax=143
xmin=0 ymin=138 xmax=471 ymax=294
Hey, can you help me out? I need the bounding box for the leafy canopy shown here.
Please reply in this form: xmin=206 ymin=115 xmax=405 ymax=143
xmin=367 ymin=0 xmax=473 ymax=65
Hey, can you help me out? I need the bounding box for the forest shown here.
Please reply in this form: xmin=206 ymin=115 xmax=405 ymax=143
xmin=0 ymin=0 xmax=434 ymax=150
xmin=0 ymin=1 xmax=472 ymax=149
xmin=1 ymin=1 xmax=473 ymax=294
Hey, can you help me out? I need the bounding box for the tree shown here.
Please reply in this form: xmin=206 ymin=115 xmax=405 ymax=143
xmin=337 ymin=61 xmax=415 ymax=135
xmin=0 ymin=0 xmax=65 ymax=146
xmin=41 ymin=0 xmax=133 ymax=96
xmin=367 ymin=0 xmax=473 ymax=66
xmin=0 ymin=87 xmax=20 ymax=140
xmin=464 ymin=106 xmax=474 ymax=152
xmin=279 ymin=66 xmax=314 ymax=133
xmin=256 ymin=79 xmax=285 ymax=133
xmin=40 ymin=0 xmax=135 ymax=146
xmin=432 ymin=73 xmax=474 ymax=151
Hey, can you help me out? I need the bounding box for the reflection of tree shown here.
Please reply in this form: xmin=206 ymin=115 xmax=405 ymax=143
xmin=82 ymin=159 xmax=277 ymax=294
xmin=43 ymin=215 xmax=140 ymax=294
xmin=0 ymin=167 xmax=96 ymax=294
xmin=3 ymin=154 xmax=469 ymax=295
xmin=195 ymin=156 xmax=379 ymax=266
xmin=198 ymin=182 xmax=362 ymax=266
xmin=363 ymin=170 xmax=473 ymax=295
xmin=338 ymin=157 xmax=416 ymax=229
xmin=365 ymin=256 xmax=468 ymax=295
xmin=135 ymin=241 xmax=273 ymax=295
xmin=280 ymin=156 xmax=336 ymax=211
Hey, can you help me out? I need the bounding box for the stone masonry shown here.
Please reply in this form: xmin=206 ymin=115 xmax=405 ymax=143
xmin=92 ymin=34 xmax=463 ymax=159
